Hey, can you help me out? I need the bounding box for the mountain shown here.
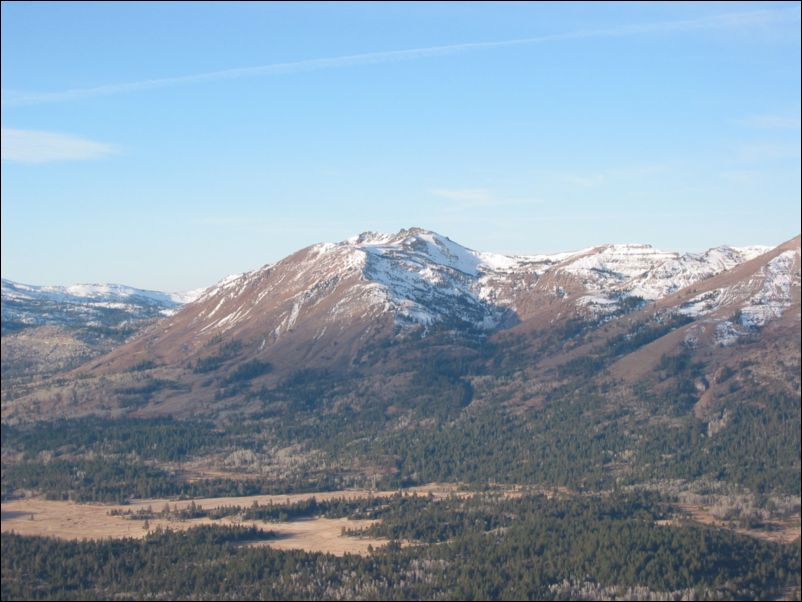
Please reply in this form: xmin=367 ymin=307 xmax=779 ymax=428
xmin=3 ymin=228 xmax=796 ymax=413
xmin=0 ymin=279 xmax=203 ymax=398
xmin=1 ymin=229 xmax=799 ymax=497
xmin=72 ymin=229 xmax=776 ymax=374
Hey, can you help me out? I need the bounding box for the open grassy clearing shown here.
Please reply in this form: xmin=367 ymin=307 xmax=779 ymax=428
xmin=0 ymin=483 xmax=463 ymax=555
xmin=675 ymin=503 xmax=801 ymax=545
xmin=1 ymin=498 xmax=385 ymax=555
xmin=4 ymin=480 xmax=796 ymax=558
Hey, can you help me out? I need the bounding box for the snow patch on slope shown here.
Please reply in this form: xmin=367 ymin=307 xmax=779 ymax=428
xmin=351 ymin=229 xmax=515 ymax=330
xmin=572 ymin=245 xmax=775 ymax=319
xmin=740 ymin=249 xmax=800 ymax=326
xmin=673 ymin=248 xmax=800 ymax=346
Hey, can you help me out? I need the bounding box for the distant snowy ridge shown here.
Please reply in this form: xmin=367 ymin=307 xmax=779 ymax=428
xmin=1 ymin=279 xmax=204 ymax=306
xmin=1 ymin=278 xmax=204 ymax=329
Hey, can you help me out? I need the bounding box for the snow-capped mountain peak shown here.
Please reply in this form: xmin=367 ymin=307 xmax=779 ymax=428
xmin=350 ymin=228 xmax=485 ymax=277
xmin=8 ymin=231 xmax=797 ymax=378
xmin=27 ymin=228 xmax=795 ymax=393
xmin=176 ymin=229 xmax=793 ymax=347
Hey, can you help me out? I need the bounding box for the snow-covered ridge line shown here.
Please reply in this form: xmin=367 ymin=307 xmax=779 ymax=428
xmin=2 ymin=278 xmax=203 ymax=306
xmin=4 ymin=229 xmax=795 ymax=340
xmin=679 ymin=248 xmax=801 ymax=326
xmin=208 ymin=227 xmax=782 ymax=334
xmin=345 ymin=228 xmax=570 ymax=276
xmin=1 ymin=278 xmax=207 ymax=329
xmin=342 ymin=230 xmax=794 ymax=329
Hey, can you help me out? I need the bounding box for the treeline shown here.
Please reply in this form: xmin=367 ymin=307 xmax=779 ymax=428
xmin=113 ymin=493 xmax=442 ymax=525
xmin=2 ymin=458 xmax=358 ymax=503
xmin=3 ymin=458 xmax=183 ymax=503
xmin=113 ymin=495 xmax=391 ymax=522
xmin=1 ymin=417 xmax=222 ymax=462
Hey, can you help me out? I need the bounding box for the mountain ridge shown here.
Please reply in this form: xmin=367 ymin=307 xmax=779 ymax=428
xmin=1 ymin=228 xmax=798 ymax=426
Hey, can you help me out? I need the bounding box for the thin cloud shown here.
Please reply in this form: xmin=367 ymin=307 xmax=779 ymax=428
xmin=0 ymin=128 xmax=117 ymax=163
xmin=430 ymin=188 xmax=542 ymax=208
xmin=740 ymin=114 xmax=802 ymax=130
xmin=2 ymin=6 xmax=798 ymax=107
xmin=718 ymin=169 xmax=763 ymax=185
xmin=431 ymin=188 xmax=494 ymax=203
xmin=736 ymin=142 xmax=801 ymax=162
xmin=529 ymin=164 xmax=671 ymax=190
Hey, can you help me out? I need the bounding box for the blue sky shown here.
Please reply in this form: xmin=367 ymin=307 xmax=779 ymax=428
xmin=2 ymin=1 xmax=800 ymax=291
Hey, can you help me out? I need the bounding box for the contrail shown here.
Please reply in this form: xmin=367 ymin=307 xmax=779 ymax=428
xmin=2 ymin=6 xmax=798 ymax=108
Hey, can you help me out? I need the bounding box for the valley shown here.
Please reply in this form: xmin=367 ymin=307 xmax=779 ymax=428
xmin=2 ymin=228 xmax=799 ymax=600
xmin=4 ymin=3 xmax=799 ymax=597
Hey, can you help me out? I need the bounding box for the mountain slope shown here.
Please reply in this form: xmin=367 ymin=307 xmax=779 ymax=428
xmin=2 ymin=229 xmax=796 ymax=421
xmin=82 ymin=230 xmax=780 ymax=375
xmin=1 ymin=229 xmax=799 ymax=499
